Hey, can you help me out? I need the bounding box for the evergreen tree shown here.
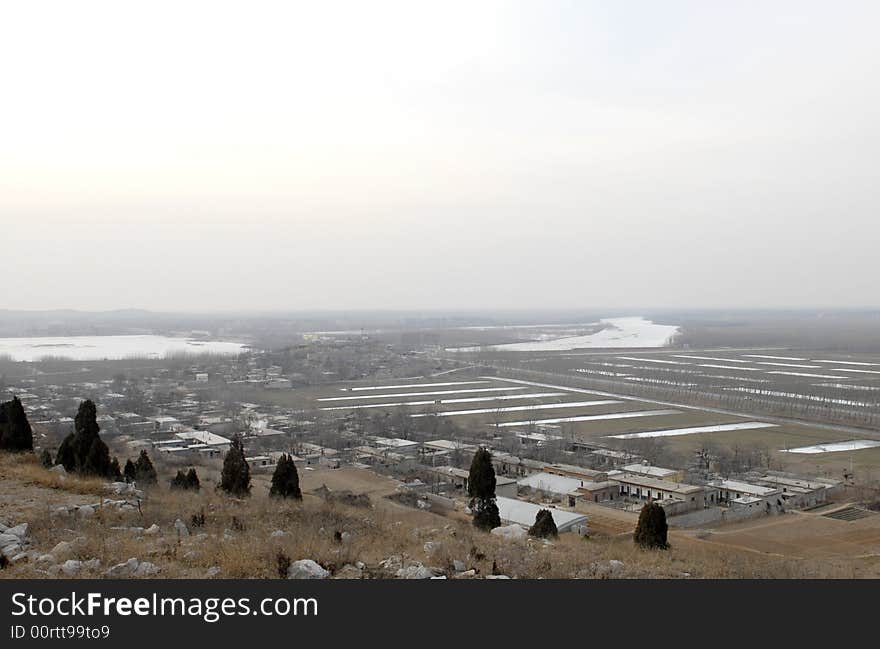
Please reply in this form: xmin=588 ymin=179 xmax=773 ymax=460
xmin=170 ymin=467 xmax=200 ymax=491
xmin=55 ymin=400 xmax=111 ymax=476
xmin=170 ymin=470 xmax=188 ymax=490
xmin=468 ymin=447 xmax=501 ymax=530
xmin=634 ymin=501 xmax=669 ymax=549
xmin=0 ymin=396 xmax=34 ymax=451
xmin=109 ymin=456 xmax=122 ymax=481
xmin=134 ymin=450 xmax=157 ymax=485
xmin=123 ymin=458 xmax=137 ymax=483
xmin=269 ymin=454 xmax=302 ymax=499
xmin=186 ymin=467 xmax=200 ymax=490
xmin=219 ymin=436 xmax=251 ymax=497
xmin=528 ymin=509 xmax=559 ymax=539
xmin=55 ymin=435 xmax=76 ymax=471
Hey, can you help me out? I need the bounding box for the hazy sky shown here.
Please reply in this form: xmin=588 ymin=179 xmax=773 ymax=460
xmin=3 ymin=1 xmax=879 ymax=312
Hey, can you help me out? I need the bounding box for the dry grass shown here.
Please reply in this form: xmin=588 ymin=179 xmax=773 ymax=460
xmin=0 ymin=452 xmax=107 ymax=496
xmin=1 ymin=452 xmax=878 ymax=579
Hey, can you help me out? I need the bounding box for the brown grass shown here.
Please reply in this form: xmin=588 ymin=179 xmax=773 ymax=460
xmin=2 ymin=452 xmax=878 ymax=579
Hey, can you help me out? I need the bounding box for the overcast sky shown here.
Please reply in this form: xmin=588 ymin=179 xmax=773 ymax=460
xmin=2 ymin=1 xmax=878 ymax=312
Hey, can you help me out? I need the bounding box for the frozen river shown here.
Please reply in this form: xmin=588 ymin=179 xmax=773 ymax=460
xmin=0 ymin=335 xmax=249 ymax=361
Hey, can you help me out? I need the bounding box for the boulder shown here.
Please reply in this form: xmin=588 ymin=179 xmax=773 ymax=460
xmin=490 ymin=525 xmax=527 ymax=541
xmin=395 ymin=564 xmax=435 ymax=580
xmin=173 ymin=519 xmax=189 ymax=537
xmin=287 ymin=559 xmax=330 ymax=580
xmin=133 ymin=561 xmax=160 ymax=577
xmin=6 ymin=523 xmax=28 ymax=539
xmin=106 ymin=557 xmax=139 ymax=578
xmin=60 ymin=559 xmax=82 ymax=576
xmin=50 ymin=541 xmax=73 ymax=558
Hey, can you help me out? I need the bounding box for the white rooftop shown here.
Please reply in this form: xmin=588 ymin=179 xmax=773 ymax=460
xmin=518 ymin=472 xmax=584 ymax=496
xmin=496 ymin=496 xmax=588 ymax=533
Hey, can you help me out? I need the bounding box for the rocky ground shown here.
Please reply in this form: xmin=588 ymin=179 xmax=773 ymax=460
xmin=0 ymin=452 xmax=860 ymax=579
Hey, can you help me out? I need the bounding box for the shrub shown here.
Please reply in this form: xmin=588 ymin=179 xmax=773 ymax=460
xmin=219 ymin=436 xmax=251 ymax=497
xmin=269 ymin=454 xmax=302 ymax=500
xmin=529 ymin=509 xmax=559 ymax=539
xmin=468 ymin=447 xmax=501 ymax=530
xmin=0 ymin=396 xmax=34 ymax=451
xmin=634 ymin=502 xmax=669 ymax=549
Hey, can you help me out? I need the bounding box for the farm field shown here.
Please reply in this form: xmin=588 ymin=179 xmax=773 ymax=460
xmin=302 ymin=371 xmax=877 ymax=479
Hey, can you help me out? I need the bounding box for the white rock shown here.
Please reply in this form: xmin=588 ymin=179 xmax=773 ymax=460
xmin=0 ymin=533 xmax=20 ymax=550
xmin=485 ymin=575 xmax=511 ymax=579
xmin=36 ymin=554 xmax=55 ymax=564
xmin=106 ymin=557 xmax=139 ymax=578
xmin=51 ymin=465 xmax=67 ymax=476
xmin=144 ymin=524 xmax=160 ymax=535
xmin=270 ymin=530 xmax=287 ymax=538
xmin=84 ymin=558 xmax=102 ymax=571
xmin=10 ymin=552 xmax=29 ymax=564
xmin=490 ymin=525 xmax=527 ymax=541
xmin=77 ymin=505 xmax=95 ymax=518
xmin=206 ymin=566 xmax=221 ymax=578
xmin=395 ymin=564 xmax=435 ymax=579
xmin=133 ymin=561 xmax=160 ymax=577
xmin=173 ymin=519 xmax=190 ymax=537
xmin=60 ymin=559 xmax=82 ymax=576
xmin=287 ymin=559 xmax=330 ymax=580
xmin=6 ymin=523 xmax=27 ymax=539
xmin=51 ymin=541 xmax=72 ymax=557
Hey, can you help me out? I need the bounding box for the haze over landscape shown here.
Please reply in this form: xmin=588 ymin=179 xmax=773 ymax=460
xmin=4 ymin=1 xmax=880 ymax=312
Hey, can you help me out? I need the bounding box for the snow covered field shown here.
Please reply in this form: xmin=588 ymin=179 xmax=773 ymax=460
xmin=610 ymin=421 xmax=777 ymax=439
xmin=781 ymin=440 xmax=880 ymax=454
xmin=496 ymin=409 xmax=679 ymax=427
xmin=343 ymin=381 xmax=490 ymax=391
xmin=317 ymin=387 xmax=527 ymax=401
xmin=0 ymin=335 xmax=248 ymax=361
xmin=409 ymin=399 xmax=621 ymax=418
xmin=447 ymin=317 xmax=679 ymax=352
xmin=319 ymin=392 xmax=566 ymax=410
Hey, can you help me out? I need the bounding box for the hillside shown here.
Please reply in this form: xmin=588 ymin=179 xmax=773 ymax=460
xmin=0 ymin=451 xmax=871 ymax=579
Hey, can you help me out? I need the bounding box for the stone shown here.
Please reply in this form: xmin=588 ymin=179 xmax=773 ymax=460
xmin=287 ymin=559 xmax=330 ymax=580
xmin=490 ymin=525 xmax=527 ymax=541
xmin=144 ymin=524 xmax=160 ymax=535
xmin=173 ymin=519 xmax=190 ymax=537
xmin=36 ymin=554 xmax=55 ymax=564
xmin=60 ymin=559 xmax=82 ymax=576
xmin=395 ymin=564 xmax=435 ymax=579
xmin=106 ymin=557 xmax=139 ymax=578
xmin=333 ymin=564 xmax=364 ymax=579
xmin=84 ymin=558 xmax=102 ymax=571
xmin=0 ymin=533 xmax=20 ymax=549
xmin=206 ymin=566 xmax=221 ymax=578
xmin=51 ymin=541 xmax=72 ymax=557
xmin=270 ymin=530 xmax=286 ymax=538
xmin=50 ymin=465 xmax=67 ymax=476
xmin=6 ymin=523 xmax=28 ymax=539
xmin=77 ymin=505 xmax=95 ymax=518
xmin=485 ymin=575 xmax=511 ymax=579
xmin=453 ymin=559 xmax=467 ymax=572
xmin=10 ymin=552 xmax=29 ymax=564
xmin=134 ymin=561 xmax=160 ymax=577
